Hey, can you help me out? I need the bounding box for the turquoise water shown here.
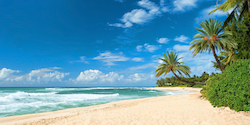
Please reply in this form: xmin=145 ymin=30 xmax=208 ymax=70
xmin=0 ymin=87 xmax=190 ymax=118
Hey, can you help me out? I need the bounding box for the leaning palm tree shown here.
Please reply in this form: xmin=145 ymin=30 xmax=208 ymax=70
xmin=209 ymin=0 xmax=250 ymax=28
xmin=190 ymin=19 xmax=237 ymax=71
xmin=155 ymin=51 xmax=206 ymax=85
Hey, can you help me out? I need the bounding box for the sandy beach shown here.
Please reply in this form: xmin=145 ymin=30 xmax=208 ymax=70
xmin=0 ymin=87 xmax=249 ymax=125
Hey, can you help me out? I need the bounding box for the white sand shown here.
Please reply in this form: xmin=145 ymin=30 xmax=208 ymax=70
xmin=0 ymin=87 xmax=249 ymax=125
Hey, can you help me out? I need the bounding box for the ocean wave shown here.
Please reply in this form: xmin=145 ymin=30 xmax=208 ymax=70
xmin=60 ymin=93 xmax=120 ymax=101
xmin=0 ymin=91 xmax=57 ymax=103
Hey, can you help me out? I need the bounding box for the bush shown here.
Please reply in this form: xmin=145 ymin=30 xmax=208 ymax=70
xmin=202 ymin=59 xmax=250 ymax=111
xmin=192 ymin=84 xmax=204 ymax=88
xmin=201 ymin=73 xmax=221 ymax=99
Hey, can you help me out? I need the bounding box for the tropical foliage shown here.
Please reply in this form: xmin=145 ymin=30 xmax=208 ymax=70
xmin=155 ymin=0 xmax=250 ymax=113
xmin=209 ymin=0 xmax=250 ymax=28
xmin=212 ymin=13 xmax=250 ymax=69
xmin=201 ymin=59 xmax=250 ymax=111
xmin=155 ymin=51 xmax=206 ymax=85
xmin=190 ymin=19 xmax=237 ymax=71
xmin=156 ymin=72 xmax=215 ymax=87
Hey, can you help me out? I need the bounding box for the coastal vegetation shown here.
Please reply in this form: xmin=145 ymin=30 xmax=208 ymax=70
xmin=201 ymin=59 xmax=250 ymax=111
xmin=190 ymin=19 xmax=237 ymax=71
xmin=209 ymin=0 xmax=250 ymax=28
xmin=156 ymin=0 xmax=250 ymax=111
xmin=155 ymin=51 xmax=207 ymax=85
xmin=156 ymin=72 xmax=214 ymax=88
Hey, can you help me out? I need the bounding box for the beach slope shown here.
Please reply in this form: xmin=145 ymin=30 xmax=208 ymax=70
xmin=0 ymin=87 xmax=249 ymax=125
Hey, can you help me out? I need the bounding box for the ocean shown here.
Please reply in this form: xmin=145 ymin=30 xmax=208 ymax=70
xmin=0 ymin=87 xmax=190 ymax=118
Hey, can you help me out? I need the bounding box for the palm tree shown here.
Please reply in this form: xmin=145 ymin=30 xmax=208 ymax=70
xmin=219 ymin=50 xmax=236 ymax=65
xmin=155 ymin=51 xmax=206 ymax=85
xmin=190 ymin=19 xmax=237 ymax=71
xmin=209 ymin=0 xmax=250 ymax=28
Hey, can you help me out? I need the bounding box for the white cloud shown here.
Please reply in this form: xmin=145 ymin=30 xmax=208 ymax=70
xmin=160 ymin=0 xmax=169 ymax=12
xmin=136 ymin=43 xmax=161 ymax=52
xmin=109 ymin=0 xmax=169 ymax=28
xmin=144 ymin=43 xmax=161 ymax=52
xmin=73 ymin=69 xmax=157 ymax=85
xmin=108 ymin=22 xmax=133 ymax=28
xmin=121 ymin=9 xmax=156 ymax=24
xmin=195 ymin=5 xmax=233 ymax=24
xmin=174 ymin=35 xmax=189 ymax=43
xmin=93 ymin=52 xmax=130 ymax=65
xmin=132 ymin=57 xmax=144 ymax=62
xmin=138 ymin=0 xmax=160 ymax=14
xmin=126 ymin=73 xmax=155 ymax=82
xmin=173 ymin=44 xmax=190 ymax=52
xmin=78 ymin=56 xmax=89 ymax=64
xmin=25 ymin=68 xmax=70 ymax=82
xmin=0 ymin=68 xmax=19 ymax=80
xmin=75 ymin=69 xmax=124 ymax=83
xmin=157 ymin=37 xmax=170 ymax=44
xmin=173 ymin=0 xmax=198 ymax=12
xmin=3 ymin=67 xmax=69 ymax=83
xmin=136 ymin=45 xmax=143 ymax=52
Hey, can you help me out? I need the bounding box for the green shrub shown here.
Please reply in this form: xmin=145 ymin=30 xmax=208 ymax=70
xmin=204 ymin=59 xmax=250 ymax=111
xmin=201 ymin=73 xmax=221 ymax=99
xmin=192 ymin=84 xmax=204 ymax=88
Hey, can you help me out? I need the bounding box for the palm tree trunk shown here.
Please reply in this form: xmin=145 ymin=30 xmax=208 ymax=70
xmin=248 ymin=0 xmax=250 ymax=13
xmin=171 ymin=70 xmax=207 ymax=85
xmin=211 ymin=45 xmax=225 ymax=71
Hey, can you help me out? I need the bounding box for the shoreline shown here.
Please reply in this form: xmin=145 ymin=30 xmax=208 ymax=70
xmin=147 ymin=87 xmax=202 ymax=92
xmin=0 ymin=87 xmax=249 ymax=125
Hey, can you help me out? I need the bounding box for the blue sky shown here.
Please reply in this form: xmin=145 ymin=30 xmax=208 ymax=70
xmin=0 ymin=0 xmax=229 ymax=87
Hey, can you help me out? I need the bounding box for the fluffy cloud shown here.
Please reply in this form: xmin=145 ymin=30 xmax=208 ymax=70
xmin=73 ymin=69 xmax=157 ymax=85
xmin=126 ymin=73 xmax=155 ymax=82
xmin=195 ymin=5 xmax=233 ymax=24
xmin=0 ymin=68 xmax=19 ymax=80
xmin=109 ymin=0 xmax=169 ymax=28
xmin=3 ymin=67 xmax=69 ymax=83
xmin=136 ymin=45 xmax=143 ymax=52
xmin=26 ymin=69 xmax=69 ymax=82
xmin=174 ymin=35 xmax=189 ymax=43
xmin=136 ymin=43 xmax=161 ymax=52
xmin=78 ymin=56 xmax=89 ymax=64
xmin=157 ymin=37 xmax=170 ymax=44
xmin=160 ymin=0 xmax=169 ymax=12
xmin=75 ymin=69 xmax=124 ymax=83
xmin=93 ymin=52 xmax=130 ymax=65
xmin=173 ymin=0 xmax=198 ymax=12
xmin=108 ymin=22 xmax=133 ymax=28
xmin=132 ymin=57 xmax=144 ymax=62
xmin=173 ymin=44 xmax=190 ymax=52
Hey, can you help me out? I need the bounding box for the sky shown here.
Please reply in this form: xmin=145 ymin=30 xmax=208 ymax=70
xmin=0 ymin=0 xmax=229 ymax=87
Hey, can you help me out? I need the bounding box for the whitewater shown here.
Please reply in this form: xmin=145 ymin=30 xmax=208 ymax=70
xmin=0 ymin=87 xmax=190 ymax=118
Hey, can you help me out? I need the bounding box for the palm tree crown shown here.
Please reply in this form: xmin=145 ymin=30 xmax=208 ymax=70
xmin=190 ymin=19 xmax=237 ymax=71
xmin=155 ymin=51 xmax=206 ymax=85
xmin=209 ymin=0 xmax=250 ymax=28
xmin=155 ymin=51 xmax=191 ymax=78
